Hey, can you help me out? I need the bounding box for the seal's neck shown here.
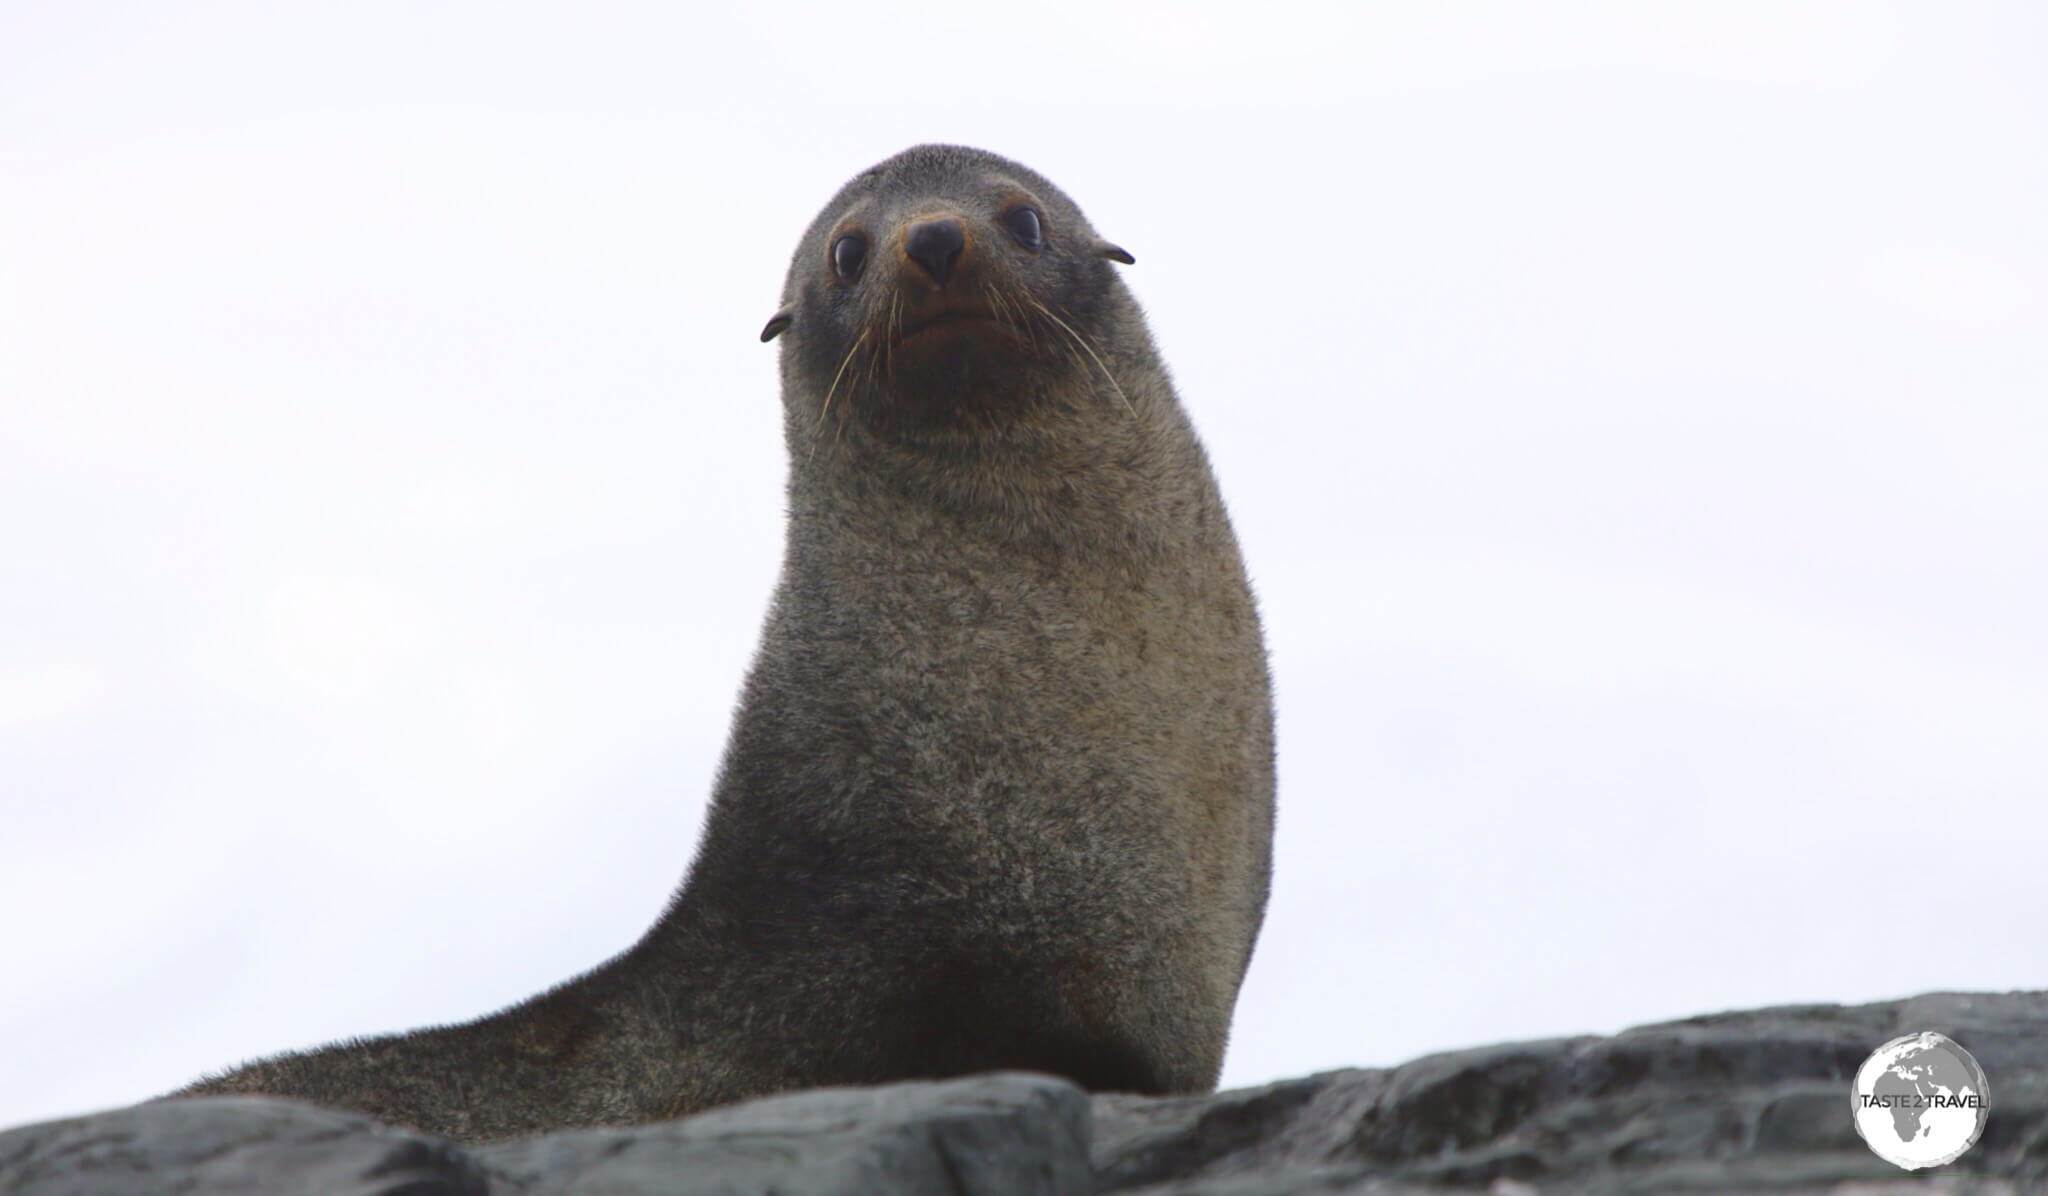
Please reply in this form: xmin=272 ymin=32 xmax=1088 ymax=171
xmin=790 ymin=383 xmax=1206 ymax=562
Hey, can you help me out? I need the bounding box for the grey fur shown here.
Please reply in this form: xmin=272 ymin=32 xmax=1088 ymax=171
xmin=175 ymin=145 xmax=1275 ymax=1143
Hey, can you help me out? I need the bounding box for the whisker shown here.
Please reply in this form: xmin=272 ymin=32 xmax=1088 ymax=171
xmin=985 ymin=282 xmax=1035 ymax=353
xmin=886 ymin=293 xmax=901 ymax=384
xmin=809 ymin=329 xmax=870 ymax=463
xmin=1028 ymin=296 xmax=1134 ymax=416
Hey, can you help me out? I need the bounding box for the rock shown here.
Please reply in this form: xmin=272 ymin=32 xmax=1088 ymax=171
xmin=1093 ymin=991 xmax=2048 ymax=1193
xmin=0 ymin=1073 xmax=1088 ymax=1196
xmin=3 ymin=992 xmax=2043 ymax=1194
xmin=0 ymin=1096 xmax=492 ymax=1196
xmin=476 ymin=1074 xmax=1089 ymax=1196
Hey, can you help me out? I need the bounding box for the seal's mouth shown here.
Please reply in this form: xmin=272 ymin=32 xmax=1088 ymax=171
xmin=894 ymin=306 xmax=1006 ymax=346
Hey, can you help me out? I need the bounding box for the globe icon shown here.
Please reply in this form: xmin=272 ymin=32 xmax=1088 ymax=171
xmin=1851 ymin=1031 xmax=1989 ymax=1170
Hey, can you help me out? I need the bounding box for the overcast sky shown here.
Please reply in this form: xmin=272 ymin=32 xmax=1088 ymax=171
xmin=3 ymin=2 xmax=2044 ymax=1133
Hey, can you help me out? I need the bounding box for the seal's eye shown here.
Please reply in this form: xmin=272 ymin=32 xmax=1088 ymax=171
xmin=831 ymin=233 xmax=867 ymax=282
xmin=1003 ymin=206 xmax=1043 ymax=250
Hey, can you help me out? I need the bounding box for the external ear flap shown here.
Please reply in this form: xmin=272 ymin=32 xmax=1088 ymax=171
xmin=759 ymin=310 xmax=794 ymax=342
xmin=1094 ymin=238 xmax=1135 ymax=265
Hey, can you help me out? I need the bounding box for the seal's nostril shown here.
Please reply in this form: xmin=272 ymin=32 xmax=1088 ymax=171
xmin=903 ymin=219 xmax=965 ymax=286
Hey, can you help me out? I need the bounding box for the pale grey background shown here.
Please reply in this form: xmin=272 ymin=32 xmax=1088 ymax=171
xmin=3 ymin=2 xmax=2043 ymax=1131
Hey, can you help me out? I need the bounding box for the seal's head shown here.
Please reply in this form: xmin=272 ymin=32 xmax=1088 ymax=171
xmin=761 ymin=145 xmax=1136 ymax=442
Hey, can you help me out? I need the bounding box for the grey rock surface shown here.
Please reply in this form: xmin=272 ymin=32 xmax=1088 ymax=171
xmin=0 ymin=1074 xmax=1086 ymax=1196
xmin=0 ymin=1096 xmax=492 ymax=1196
xmin=478 ymin=1074 xmax=1089 ymax=1196
xmin=3 ymin=992 xmax=2042 ymax=1194
xmin=1094 ymin=991 xmax=2047 ymax=1194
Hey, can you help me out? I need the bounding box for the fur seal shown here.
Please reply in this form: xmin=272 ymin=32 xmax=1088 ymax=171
xmin=176 ymin=144 xmax=1275 ymax=1142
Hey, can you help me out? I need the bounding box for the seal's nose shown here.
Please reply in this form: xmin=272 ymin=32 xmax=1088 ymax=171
xmin=903 ymin=218 xmax=965 ymax=287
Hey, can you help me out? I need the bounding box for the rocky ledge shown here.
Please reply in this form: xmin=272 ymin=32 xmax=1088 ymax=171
xmin=3 ymin=991 xmax=2042 ymax=1194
